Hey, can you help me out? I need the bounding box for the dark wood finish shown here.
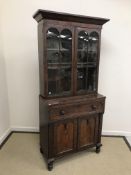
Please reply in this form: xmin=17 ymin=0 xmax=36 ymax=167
xmin=33 ymin=9 xmax=109 ymax=25
xmin=34 ymin=10 xmax=109 ymax=170
xmin=74 ymin=27 xmax=101 ymax=95
xmin=48 ymin=160 xmax=54 ymax=171
xmin=48 ymin=97 xmax=105 ymax=121
xmin=43 ymin=19 xmax=102 ymax=29
xmin=44 ymin=24 xmax=74 ymax=97
xmin=49 ymin=119 xmax=77 ymax=157
xmin=78 ymin=114 xmax=98 ymax=149
xmin=36 ymin=16 xmax=109 ymax=98
xmin=38 ymin=21 xmax=45 ymax=96
xmin=39 ymin=94 xmax=105 ymax=169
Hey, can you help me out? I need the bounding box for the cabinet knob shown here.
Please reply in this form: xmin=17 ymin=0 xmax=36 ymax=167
xmin=60 ymin=110 xmax=65 ymax=115
xmin=55 ymin=52 xmax=59 ymax=56
xmin=91 ymin=105 xmax=97 ymax=110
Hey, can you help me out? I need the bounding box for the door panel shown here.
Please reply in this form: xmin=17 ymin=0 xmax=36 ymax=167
xmin=49 ymin=119 xmax=77 ymax=157
xmin=78 ymin=114 xmax=98 ymax=149
xmin=46 ymin=25 xmax=74 ymax=97
xmin=75 ymin=28 xmax=100 ymax=95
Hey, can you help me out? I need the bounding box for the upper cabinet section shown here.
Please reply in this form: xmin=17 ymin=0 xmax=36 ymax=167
xmin=33 ymin=10 xmax=109 ymax=98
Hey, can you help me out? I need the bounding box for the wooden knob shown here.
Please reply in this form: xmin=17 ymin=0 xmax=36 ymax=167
xmin=91 ymin=105 xmax=97 ymax=110
xmin=55 ymin=52 xmax=59 ymax=56
xmin=60 ymin=110 xmax=65 ymax=115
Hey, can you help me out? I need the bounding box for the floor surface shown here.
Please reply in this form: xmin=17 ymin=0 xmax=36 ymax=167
xmin=0 ymin=133 xmax=131 ymax=175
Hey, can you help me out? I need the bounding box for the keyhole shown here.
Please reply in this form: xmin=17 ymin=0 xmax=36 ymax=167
xmin=64 ymin=123 xmax=67 ymax=130
xmin=64 ymin=124 xmax=67 ymax=134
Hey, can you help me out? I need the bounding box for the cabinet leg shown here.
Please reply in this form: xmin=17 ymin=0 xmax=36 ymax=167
xmin=47 ymin=160 xmax=54 ymax=171
xmin=96 ymin=143 xmax=102 ymax=153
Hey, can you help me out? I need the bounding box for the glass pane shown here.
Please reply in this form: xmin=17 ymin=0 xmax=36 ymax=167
xmin=47 ymin=28 xmax=59 ymax=65
xmin=78 ymin=31 xmax=88 ymax=63
xmin=48 ymin=69 xmax=59 ymax=96
xmin=77 ymin=68 xmax=87 ymax=91
xmin=77 ymin=31 xmax=88 ymax=92
xmin=60 ymin=29 xmax=72 ymax=63
xmin=47 ymin=28 xmax=72 ymax=97
xmin=77 ymin=30 xmax=98 ymax=93
xmin=48 ymin=67 xmax=71 ymax=96
xmin=87 ymin=68 xmax=97 ymax=91
xmin=47 ymin=50 xmax=59 ymax=63
xmin=88 ymin=32 xmax=99 ymax=62
xmin=47 ymin=28 xmax=59 ymax=49
xmin=59 ymin=68 xmax=71 ymax=93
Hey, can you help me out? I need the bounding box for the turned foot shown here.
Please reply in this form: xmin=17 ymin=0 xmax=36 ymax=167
xmin=96 ymin=147 xmax=100 ymax=153
xmin=96 ymin=143 xmax=102 ymax=153
xmin=40 ymin=147 xmax=43 ymax=154
xmin=48 ymin=161 xmax=53 ymax=171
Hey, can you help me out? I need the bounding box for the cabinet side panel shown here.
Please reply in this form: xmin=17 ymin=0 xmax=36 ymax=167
xmin=96 ymin=30 xmax=102 ymax=92
xmin=97 ymin=114 xmax=103 ymax=143
xmin=39 ymin=96 xmax=49 ymax=158
xmin=38 ymin=21 xmax=45 ymax=96
xmin=94 ymin=115 xmax=99 ymax=143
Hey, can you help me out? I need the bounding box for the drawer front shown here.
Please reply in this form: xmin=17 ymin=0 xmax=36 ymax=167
xmin=49 ymin=99 xmax=105 ymax=120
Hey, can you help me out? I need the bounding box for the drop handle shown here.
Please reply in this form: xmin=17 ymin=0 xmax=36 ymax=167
xmin=91 ymin=105 xmax=97 ymax=110
xmin=60 ymin=110 xmax=65 ymax=115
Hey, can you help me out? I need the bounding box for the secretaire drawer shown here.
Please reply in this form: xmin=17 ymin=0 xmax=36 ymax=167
xmin=48 ymin=99 xmax=105 ymax=120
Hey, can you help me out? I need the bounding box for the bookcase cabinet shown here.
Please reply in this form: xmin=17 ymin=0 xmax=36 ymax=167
xmin=33 ymin=9 xmax=109 ymax=170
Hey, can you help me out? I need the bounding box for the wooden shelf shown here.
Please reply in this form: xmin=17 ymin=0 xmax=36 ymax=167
xmin=48 ymin=63 xmax=71 ymax=69
xmin=77 ymin=62 xmax=97 ymax=68
xmin=47 ymin=48 xmax=70 ymax=51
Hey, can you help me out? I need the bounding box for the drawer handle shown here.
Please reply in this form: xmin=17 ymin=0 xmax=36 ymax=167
xmin=60 ymin=110 xmax=65 ymax=115
xmin=91 ymin=105 xmax=97 ymax=110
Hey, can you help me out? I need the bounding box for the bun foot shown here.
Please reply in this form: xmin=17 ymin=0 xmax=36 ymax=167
xmin=48 ymin=161 xmax=53 ymax=171
xmin=96 ymin=147 xmax=100 ymax=153
xmin=96 ymin=143 xmax=102 ymax=153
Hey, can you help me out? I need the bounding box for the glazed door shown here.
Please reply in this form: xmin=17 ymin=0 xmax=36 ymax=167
xmin=78 ymin=114 xmax=99 ymax=149
xmin=45 ymin=25 xmax=74 ymax=97
xmin=75 ymin=28 xmax=100 ymax=95
xmin=49 ymin=119 xmax=77 ymax=157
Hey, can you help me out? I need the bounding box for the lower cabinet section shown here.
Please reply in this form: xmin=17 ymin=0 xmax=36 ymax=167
xmin=48 ymin=114 xmax=101 ymax=158
xmin=39 ymin=95 xmax=105 ymax=171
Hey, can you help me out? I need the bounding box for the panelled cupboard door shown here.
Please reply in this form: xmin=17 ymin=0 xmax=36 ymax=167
xmin=49 ymin=119 xmax=77 ymax=157
xmin=78 ymin=114 xmax=99 ymax=149
xmin=75 ymin=28 xmax=100 ymax=95
xmin=44 ymin=24 xmax=74 ymax=97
